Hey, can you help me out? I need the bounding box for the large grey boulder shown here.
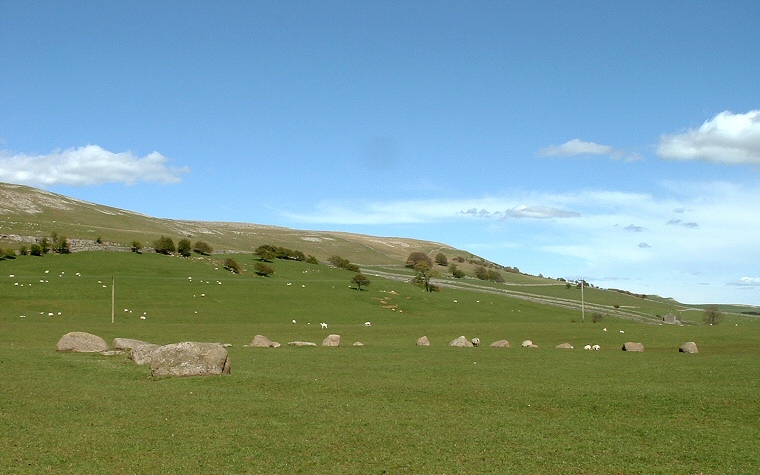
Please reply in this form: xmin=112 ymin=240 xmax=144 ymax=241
xmin=679 ymin=342 xmax=699 ymax=354
xmin=130 ymin=343 xmax=160 ymax=365
xmin=150 ymin=342 xmax=231 ymax=377
xmin=322 ymin=334 xmax=341 ymax=347
xmin=449 ymin=335 xmax=474 ymax=348
xmin=56 ymin=332 xmax=108 ymax=353
xmin=416 ymin=336 xmax=430 ymax=346
xmin=556 ymin=342 xmax=574 ymax=349
xmin=113 ymin=338 xmax=151 ymax=350
xmin=622 ymin=342 xmax=644 ymax=352
xmin=490 ymin=340 xmax=510 ymax=348
xmin=251 ymin=335 xmax=280 ymax=348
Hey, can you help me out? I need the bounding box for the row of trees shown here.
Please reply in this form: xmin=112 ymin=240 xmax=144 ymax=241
xmin=143 ymin=236 xmax=214 ymax=257
xmin=254 ymin=244 xmax=318 ymax=264
xmin=1 ymin=232 xmax=71 ymax=258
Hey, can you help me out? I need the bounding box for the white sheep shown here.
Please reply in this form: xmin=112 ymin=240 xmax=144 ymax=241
xmin=584 ymin=344 xmax=592 ymax=350
xmin=292 ymin=319 xmax=297 ymax=324
xmin=592 ymin=344 xmax=601 ymax=351
xmin=471 ymin=337 xmax=480 ymax=347
xmin=364 ymin=321 xmax=371 ymax=327
xmin=320 ymin=322 xmax=328 ymax=329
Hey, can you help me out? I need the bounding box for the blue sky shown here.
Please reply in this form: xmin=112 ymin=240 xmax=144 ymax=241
xmin=2 ymin=1 xmax=760 ymax=305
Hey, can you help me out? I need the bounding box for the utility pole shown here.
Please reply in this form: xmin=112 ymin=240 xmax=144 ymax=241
xmin=111 ymin=277 xmax=115 ymax=324
xmin=581 ymin=278 xmax=585 ymax=323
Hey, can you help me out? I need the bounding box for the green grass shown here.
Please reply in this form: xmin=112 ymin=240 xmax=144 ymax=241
xmin=2 ymin=252 xmax=760 ymax=474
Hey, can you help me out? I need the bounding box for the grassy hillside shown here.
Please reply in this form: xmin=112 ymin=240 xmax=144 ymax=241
xmin=2 ymin=251 xmax=759 ymax=473
xmin=0 ymin=182 xmax=460 ymax=265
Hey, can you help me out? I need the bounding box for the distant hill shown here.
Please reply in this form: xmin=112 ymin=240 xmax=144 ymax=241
xmin=0 ymin=182 xmax=470 ymax=265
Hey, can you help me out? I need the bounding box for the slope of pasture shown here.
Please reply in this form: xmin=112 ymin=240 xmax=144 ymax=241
xmin=2 ymin=252 xmax=760 ymax=474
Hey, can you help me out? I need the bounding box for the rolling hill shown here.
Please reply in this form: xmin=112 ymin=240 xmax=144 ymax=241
xmin=1 ymin=182 xmax=756 ymax=320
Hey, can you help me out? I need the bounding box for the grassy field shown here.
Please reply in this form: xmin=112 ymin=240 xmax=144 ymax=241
xmin=2 ymin=252 xmax=759 ymax=474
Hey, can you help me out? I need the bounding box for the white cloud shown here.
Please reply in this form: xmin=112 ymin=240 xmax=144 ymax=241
xmin=0 ymin=145 xmax=189 ymax=186
xmin=537 ymin=139 xmax=615 ymax=157
xmin=729 ymin=277 xmax=760 ymax=287
xmin=657 ymin=110 xmax=760 ymax=164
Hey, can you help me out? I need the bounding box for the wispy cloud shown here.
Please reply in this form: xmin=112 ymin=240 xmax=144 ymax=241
xmin=667 ymin=219 xmax=699 ymax=228
xmin=0 ymin=145 xmax=189 ymax=186
xmin=657 ymin=110 xmax=760 ymax=164
xmin=537 ymin=139 xmax=615 ymax=157
xmin=461 ymin=205 xmax=580 ymax=220
xmin=729 ymin=277 xmax=760 ymax=287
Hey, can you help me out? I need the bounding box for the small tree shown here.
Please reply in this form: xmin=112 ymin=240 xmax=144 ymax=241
xmin=30 ymin=243 xmax=43 ymax=256
xmin=352 ymin=273 xmax=371 ymax=290
xmin=153 ymin=236 xmax=175 ymax=255
xmin=474 ymin=266 xmax=489 ymax=280
xmin=39 ymin=237 xmax=50 ymax=254
xmin=306 ymin=255 xmax=319 ymax=265
xmin=193 ymin=240 xmax=213 ymax=255
xmin=434 ymin=252 xmax=448 ymax=266
xmin=254 ymin=262 xmax=274 ymax=277
xmin=224 ymin=257 xmax=241 ymax=274
xmin=53 ymin=234 xmax=70 ymax=254
xmin=255 ymin=245 xmax=277 ymax=262
xmin=412 ymin=261 xmax=439 ymax=292
xmin=592 ymin=312 xmax=604 ymax=323
xmin=703 ymin=305 xmax=724 ymax=325
xmin=449 ymin=264 xmax=465 ymax=278
xmin=19 ymin=245 xmax=28 ymax=256
xmin=3 ymin=248 xmax=16 ymax=259
xmin=177 ymin=238 xmax=192 ymax=257
xmin=406 ymin=251 xmax=433 ymax=269
xmin=131 ymin=240 xmax=143 ymax=253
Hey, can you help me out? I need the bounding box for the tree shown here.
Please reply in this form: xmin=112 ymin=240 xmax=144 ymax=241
xmin=52 ymin=234 xmax=70 ymax=254
xmin=177 ymin=238 xmax=192 ymax=257
xmin=306 ymin=255 xmax=319 ymax=265
xmin=434 ymin=252 xmax=448 ymax=267
xmin=131 ymin=241 xmax=143 ymax=254
xmin=254 ymin=262 xmax=274 ymax=277
xmin=406 ymin=252 xmax=433 ymax=269
xmin=412 ymin=261 xmax=440 ymax=292
xmin=193 ymin=241 xmax=213 ymax=255
xmin=153 ymin=236 xmax=175 ymax=255
xmin=474 ymin=266 xmax=489 ymax=280
xmin=352 ymin=273 xmax=371 ymax=290
xmin=30 ymin=243 xmax=43 ymax=256
xmin=328 ymin=255 xmax=360 ymax=272
xmin=39 ymin=237 xmax=50 ymax=254
xmin=223 ymin=257 xmax=241 ymax=274
xmin=703 ymin=305 xmax=724 ymax=325
xmin=449 ymin=264 xmax=465 ymax=278
xmin=255 ymin=245 xmax=276 ymax=262
xmin=486 ymin=269 xmax=504 ymax=283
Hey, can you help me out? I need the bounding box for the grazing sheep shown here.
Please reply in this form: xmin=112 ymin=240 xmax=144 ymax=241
xmin=364 ymin=321 xmax=371 ymax=327
xmin=292 ymin=319 xmax=297 ymax=324
xmin=584 ymin=344 xmax=592 ymax=350
xmin=471 ymin=337 xmax=480 ymax=347
xmin=592 ymin=344 xmax=601 ymax=351
xmin=320 ymin=322 xmax=328 ymax=329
